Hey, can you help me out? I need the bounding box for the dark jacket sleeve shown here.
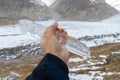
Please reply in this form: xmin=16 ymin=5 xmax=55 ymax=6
xmin=26 ymin=53 xmax=69 ymax=80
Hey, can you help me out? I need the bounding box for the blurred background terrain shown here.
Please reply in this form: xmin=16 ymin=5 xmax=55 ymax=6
xmin=0 ymin=0 xmax=120 ymax=80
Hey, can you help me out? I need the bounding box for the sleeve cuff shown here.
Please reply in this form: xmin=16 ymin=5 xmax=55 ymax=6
xmin=41 ymin=53 xmax=69 ymax=74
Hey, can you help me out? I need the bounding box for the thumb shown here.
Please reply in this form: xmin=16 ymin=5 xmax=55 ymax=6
xmin=48 ymin=22 xmax=58 ymax=34
xmin=43 ymin=22 xmax=58 ymax=38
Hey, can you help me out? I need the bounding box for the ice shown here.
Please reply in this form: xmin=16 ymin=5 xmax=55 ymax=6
xmin=19 ymin=20 xmax=91 ymax=58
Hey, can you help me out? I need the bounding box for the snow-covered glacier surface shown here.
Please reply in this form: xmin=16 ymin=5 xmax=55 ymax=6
xmin=0 ymin=14 xmax=120 ymax=49
xmin=0 ymin=13 xmax=120 ymax=61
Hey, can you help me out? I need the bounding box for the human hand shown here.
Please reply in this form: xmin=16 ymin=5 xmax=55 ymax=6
xmin=40 ymin=22 xmax=69 ymax=64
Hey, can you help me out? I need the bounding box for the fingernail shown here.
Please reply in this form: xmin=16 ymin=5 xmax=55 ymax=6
xmin=53 ymin=22 xmax=58 ymax=26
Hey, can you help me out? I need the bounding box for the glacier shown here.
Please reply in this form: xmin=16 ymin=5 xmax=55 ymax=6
xmin=1 ymin=13 xmax=120 ymax=49
xmin=0 ymin=14 xmax=120 ymax=61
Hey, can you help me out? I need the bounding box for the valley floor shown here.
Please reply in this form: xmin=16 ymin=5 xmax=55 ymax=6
xmin=0 ymin=43 xmax=120 ymax=80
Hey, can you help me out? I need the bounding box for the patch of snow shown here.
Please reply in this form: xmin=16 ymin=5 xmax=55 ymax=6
xmin=69 ymin=68 xmax=81 ymax=72
xmin=89 ymin=71 xmax=103 ymax=80
xmin=69 ymin=66 xmax=101 ymax=72
xmin=80 ymin=66 xmax=101 ymax=70
xmin=70 ymin=71 xmax=120 ymax=80
xmin=30 ymin=0 xmax=56 ymax=6
xmin=0 ymin=71 xmax=20 ymax=80
xmin=41 ymin=0 xmax=57 ymax=6
xmin=0 ymin=35 xmax=39 ymax=49
xmin=30 ymin=0 xmax=45 ymax=6
xmin=69 ymin=58 xmax=84 ymax=62
xmin=70 ymin=74 xmax=91 ymax=80
xmin=86 ymin=59 xmax=106 ymax=66
xmin=0 ymin=25 xmax=22 ymax=36
xmin=111 ymin=52 xmax=120 ymax=54
xmin=105 ymin=0 xmax=120 ymax=11
xmin=83 ymin=35 xmax=120 ymax=47
xmin=99 ymin=55 xmax=108 ymax=59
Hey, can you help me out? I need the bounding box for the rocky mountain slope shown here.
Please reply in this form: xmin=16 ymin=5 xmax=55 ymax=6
xmin=0 ymin=0 xmax=119 ymax=24
xmin=0 ymin=0 xmax=53 ymax=25
xmin=50 ymin=0 xmax=118 ymax=21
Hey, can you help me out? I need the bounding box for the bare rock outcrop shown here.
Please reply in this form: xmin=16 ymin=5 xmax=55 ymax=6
xmin=0 ymin=0 xmax=119 ymax=24
xmin=106 ymin=52 xmax=120 ymax=64
xmin=50 ymin=0 xmax=118 ymax=21
xmin=0 ymin=0 xmax=52 ymax=23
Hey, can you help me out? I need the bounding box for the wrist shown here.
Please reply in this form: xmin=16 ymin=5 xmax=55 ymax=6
xmin=42 ymin=53 xmax=69 ymax=74
xmin=46 ymin=52 xmax=68 ymax=64
xmin=44 ymin=47 xmax=69 ymax=64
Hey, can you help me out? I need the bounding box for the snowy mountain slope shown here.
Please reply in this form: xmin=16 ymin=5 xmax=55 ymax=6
xmin=41 ymin=0 xmax=57 ymax=6
xmin=48 ymin=0 xmax=118 ymax=21
xmin=101 ymin=13 xmax=120 ymax=23
xmin=105 ymin=0 xmax=120 ymax=11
